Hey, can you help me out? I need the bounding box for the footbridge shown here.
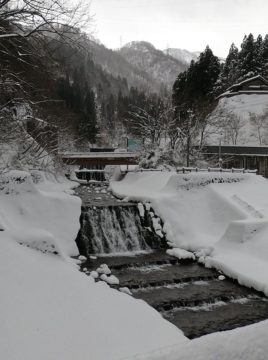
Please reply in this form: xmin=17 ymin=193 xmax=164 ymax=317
xmin=60 ymin=151 xmax=139 ymax=167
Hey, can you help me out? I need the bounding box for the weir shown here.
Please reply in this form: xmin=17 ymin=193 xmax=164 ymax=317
xmin=75 ymin=184 xmax=166 ymax=256
xmin=75 ymin=183 xmax=268 ymax=339
xmin=77 ymin=205 xmax=150 ymax=254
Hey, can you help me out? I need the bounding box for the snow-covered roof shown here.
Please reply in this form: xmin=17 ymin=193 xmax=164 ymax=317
xmin=227 ymin=75 xmax=268 ymax=91
xmin=217 ymin=75 xmax=268 ymax=99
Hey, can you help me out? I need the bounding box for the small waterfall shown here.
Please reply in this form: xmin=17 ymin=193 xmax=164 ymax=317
xmin=76 ymin=205 xmax=158 ymax=255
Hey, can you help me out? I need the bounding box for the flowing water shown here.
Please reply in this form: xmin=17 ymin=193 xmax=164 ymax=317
xmin=78 ymin=205 xmax=150 ymax=254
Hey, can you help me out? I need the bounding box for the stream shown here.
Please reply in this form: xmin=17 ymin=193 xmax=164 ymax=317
xmin=75 ymin=183 xmax=268 ymax=339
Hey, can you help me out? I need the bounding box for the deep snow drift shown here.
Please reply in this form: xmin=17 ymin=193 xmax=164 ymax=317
xmin=0 ymin=171 xmax=186 ymax=360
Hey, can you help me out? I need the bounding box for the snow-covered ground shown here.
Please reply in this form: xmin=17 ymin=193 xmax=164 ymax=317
xmin=207 ymin=93 xmax=268 ymax=145
xmin=126 ymin=317 xmax=268 ymax=360
xmin=0 ymin=170 xmax=186 ymax=360
xmin=3 ymin=169 xmax=268 ymax=360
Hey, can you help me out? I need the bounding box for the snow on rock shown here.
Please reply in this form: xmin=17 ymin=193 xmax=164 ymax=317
xmin=108 ymin=275 xmax=120 ymax=285
xmin=167 ymin=248 xmax=195 ymax=260
xmin=119 ymin=287 xmax=133 ymax=296
xmin=90 ymin=270 xmax=99 ymax=279
xmin=100 ymin=273 xmax=109 ymax=282
xmin=152 ymin=217 xmax=162 ymax=231
xmin=218 ymin=275 xmax=226 ymax=281
xmin=156 ymin=229 xmax=164 ymax=238
xmin=97 ymin=264 xmax=112 ymax=275
xmin=145 ymin=203 xmax=151 ymax=211
xmin=137 ymin=202 xmax=145 ymax=217
xmin=78 ymin=255 xmax=87 ymax=262
xmin=100 ymin=274 xmax=120 ymax=285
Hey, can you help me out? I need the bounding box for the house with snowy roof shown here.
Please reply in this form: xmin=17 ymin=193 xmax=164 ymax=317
xmin=202 ymin=75 xmax=268 ymax=177
xmin=218 ymin=75 xmax=268 ymax=99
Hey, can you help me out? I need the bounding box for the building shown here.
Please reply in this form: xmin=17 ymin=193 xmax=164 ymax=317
xmin=218 ymin=75 xmax=268 ymax=99
xmin=201 ymin=145 xmax=268 ymax=177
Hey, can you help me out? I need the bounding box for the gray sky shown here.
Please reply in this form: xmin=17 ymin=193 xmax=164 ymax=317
xmin=90 ymin=0 xmax=268 ymax=57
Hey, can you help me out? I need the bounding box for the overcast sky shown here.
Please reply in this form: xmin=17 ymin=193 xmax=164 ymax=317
xmin=90 ymin=0 xmax=268 ymax=57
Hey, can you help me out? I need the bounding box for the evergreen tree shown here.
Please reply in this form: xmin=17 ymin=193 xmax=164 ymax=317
xmin=261 ymin=34 xmax=268 ymax=77
xmin=78 ymin=88 xmax=98 ymax=143
xmin=255 ymin=34 xmax=264 ymax=74
xmin=237 ymin=33 xmax=259 ymax=80
xmin=218 ymin=43 xmax=239 ymax=90
xmin=172 ymin=46 xmax=220 ymax=128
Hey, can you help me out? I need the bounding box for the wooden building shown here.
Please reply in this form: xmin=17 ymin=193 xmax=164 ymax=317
xmin=218 ymin=75 xmax=268 ymax=99
xmin=201 ymin=145 xmax=268 ymax=177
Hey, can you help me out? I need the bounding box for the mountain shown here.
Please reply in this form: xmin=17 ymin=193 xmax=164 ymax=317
xmin=118 ymin=41 xmax=188 ymax=90
xmin=165 ymin=48 xmax=200 ymax=65
xmin=88 ymin=40 xmax=159 ymax=93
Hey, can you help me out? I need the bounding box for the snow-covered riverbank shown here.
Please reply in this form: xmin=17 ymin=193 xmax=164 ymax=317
xmin=111 ymin=171 xmax=268 ymax=359
xmin=3 ymin=169 xmax=268 ymax=360
xmin=0 ymin=171 xmax=186 ymax=360
xmin=111 ymin=171 xmax=268 ymax=296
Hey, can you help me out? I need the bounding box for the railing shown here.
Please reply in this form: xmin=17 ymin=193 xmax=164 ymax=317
xmin=176 ymin=167 xmax=257 ymax=174
xmin=124 ymin=167 xmax=258 ymax=174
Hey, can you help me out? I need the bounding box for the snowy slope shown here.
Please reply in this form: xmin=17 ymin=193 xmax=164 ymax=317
xmin=119 ymin=41 xmax=187 ymax=89
xmin=165 ymin=48 xmax=199 ymax=65
xmin=126 ymin=317 xmax=268 ymax=360
xmin=207 ymin=93 xmax=268 ymax=145
xmin=0 ymin=170 xmax=186 ymax=360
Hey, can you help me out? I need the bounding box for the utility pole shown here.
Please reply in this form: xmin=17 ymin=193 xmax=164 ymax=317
xmin=186 ymin=110 xmax=193 ymax=167
xmin=219 ymin=134 xmax=223 ymax=168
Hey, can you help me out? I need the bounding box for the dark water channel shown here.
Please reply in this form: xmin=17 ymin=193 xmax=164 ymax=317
xmin=76 ymin=184 xmax=268 ymax=339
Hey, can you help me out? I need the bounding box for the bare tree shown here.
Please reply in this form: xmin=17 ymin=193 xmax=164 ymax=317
xmin=204 ymin=107 xmax=246 ymax=145
xmin=0 ymin=0 xmax=91 ymax=40
xmin=249 ymin=111 xmax=268 ymax=145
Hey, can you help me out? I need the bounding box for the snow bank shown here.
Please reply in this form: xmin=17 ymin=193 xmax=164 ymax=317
xmin=111 ymin=170 xmax=268 ymax=358
xmin=0 ymin=236 xmax=186 ymax=360
xmin=111 ymin=172 xmax=268 ymax=295
xmin=0 ymin=170 xmax=186 ymax=360
xmin=0 ymin=170 xmax=81 ymax=257
xmin=125 ymin=318 xmax=268 ymax=360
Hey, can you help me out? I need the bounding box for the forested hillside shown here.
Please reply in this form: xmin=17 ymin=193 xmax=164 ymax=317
xmin=119 ymin=41 xmax=187 ymax=91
